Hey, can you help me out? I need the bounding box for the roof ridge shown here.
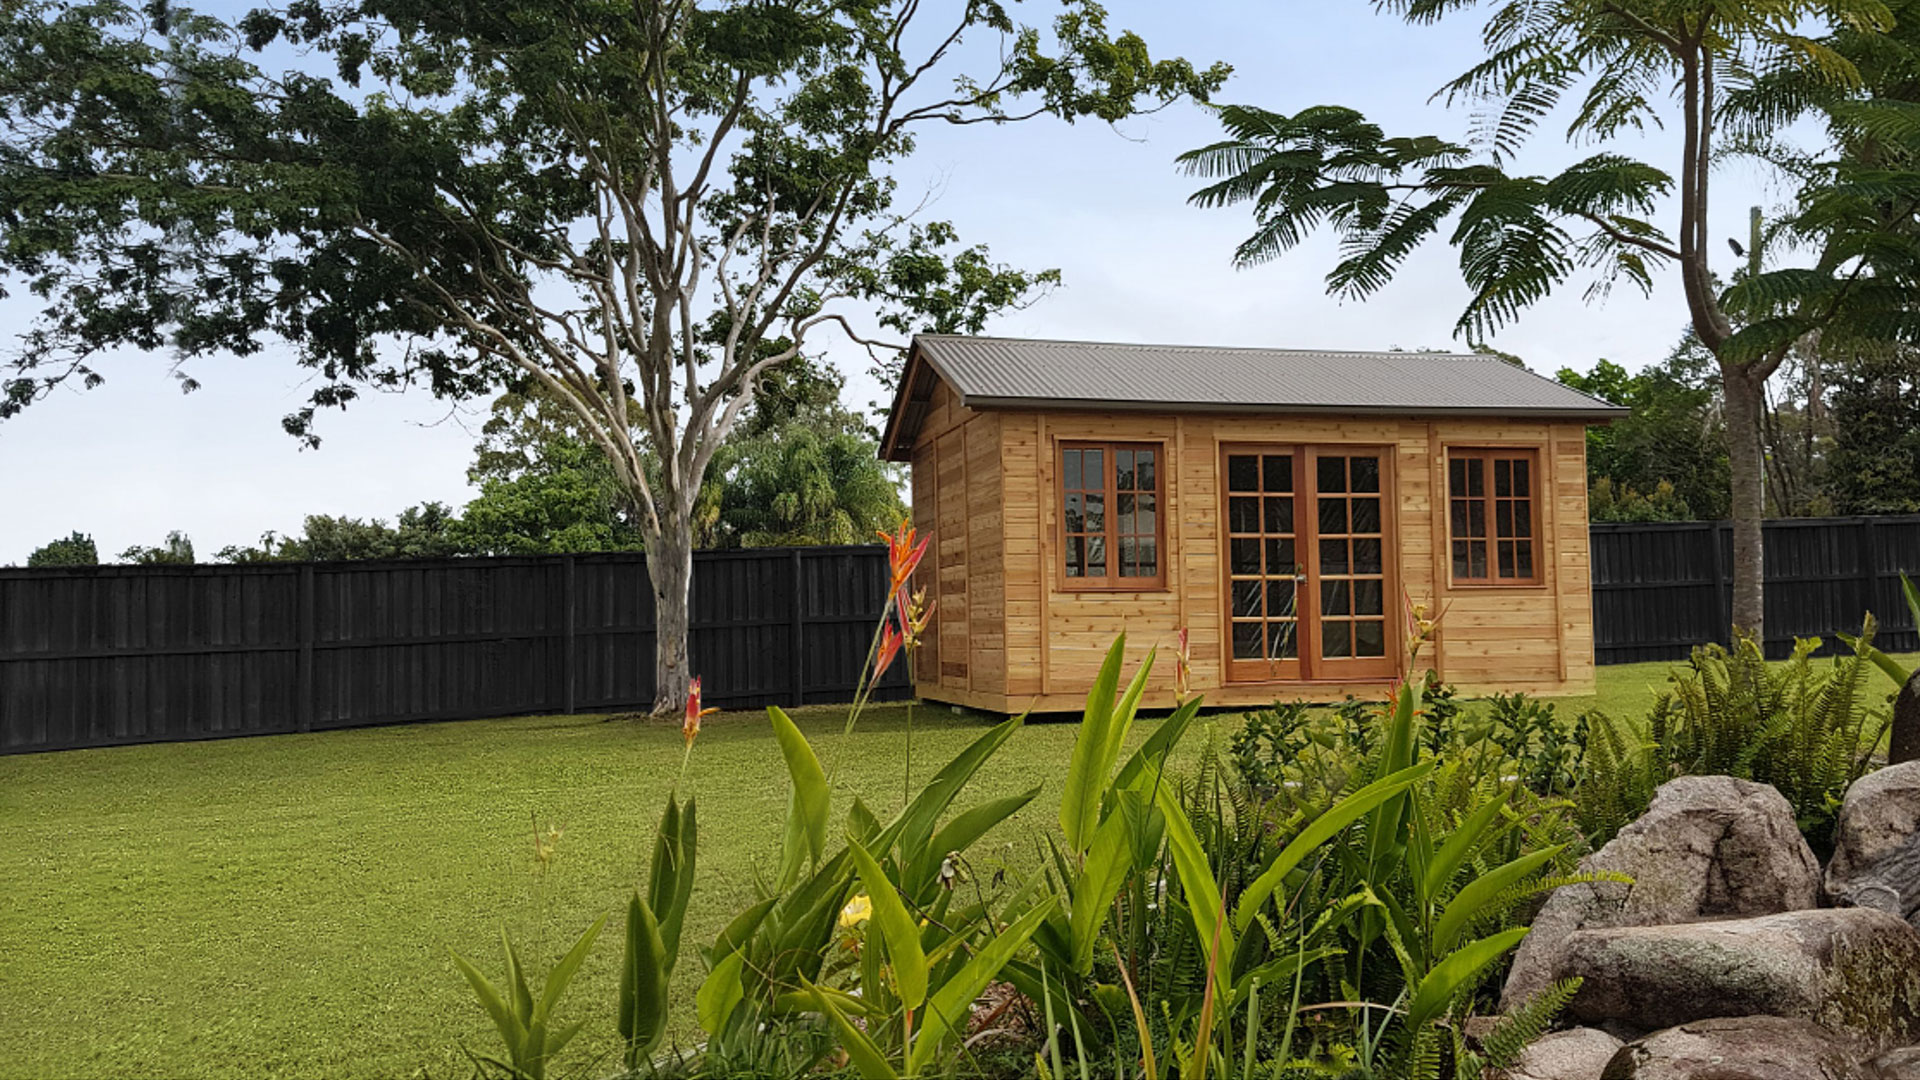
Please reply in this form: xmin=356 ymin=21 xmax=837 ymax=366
xmin=913 ymin=333 xmax=1495 ymax=360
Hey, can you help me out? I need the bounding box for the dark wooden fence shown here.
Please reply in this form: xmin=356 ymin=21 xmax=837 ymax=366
xmin=9 ymin=517 xmax=1920 ymax=754
xmin=1591 ymin=515 xmax=1920 ymax=664
xmin=0 ymin=546 xmax=907 ymax=754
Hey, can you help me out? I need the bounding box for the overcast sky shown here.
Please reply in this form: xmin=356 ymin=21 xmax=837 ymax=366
xmin=1 ymin=2 xmax=1801 ymax=564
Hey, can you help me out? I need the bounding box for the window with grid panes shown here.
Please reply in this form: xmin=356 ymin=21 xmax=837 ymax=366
xmin=1447 ymin=449 xmax=1540 ymax=584
xmin=1059 ymin=442 xmax=1164 ymax=589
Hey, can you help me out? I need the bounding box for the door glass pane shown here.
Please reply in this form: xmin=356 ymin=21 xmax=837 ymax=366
xmin=1268 ymin=622 xmax=1297 ymax=659
xmin=1135 ymin=496 xmax=1156 ymax=537
xmin=1355 ymin=620 xmax=1386 ymax=657
xmin=1320 ymin=538 xmax=1349 ymax=575
xmin=1228 ymin=456 xmax=1258 ymax=492
xmin=1516 ymin=541 xmax=1533 ymax=578
xmin=1064 ymin=450 xmax=1083 ymax=491
xmin=1233 ymin=579 xmax=1263 ymax=618
xmin=1512 ymin=458 xmax=1529 ymax=494
xmin=1066 ymin=536 xmax=1085 ymax=577
xmin=1230 ymin=496 xmax=1259 ymax=533
xmin=1120 ymin=536 xmax=1138 ymax=578
xmin=1083 ymin=450 xmax=1103 ymax=489
xmin=1231 ymin=538 xmax=1261 ymax=575
xmin=1351 ymin=456 xmax=1381 ymax=493
xmin=1266 ymin=538 xmax=1295 ymax=572
xmin=1136 ymin=537 xmax=1158 ymax=577
xmin=1086 ymin=536 xmax=1106 ymax=576
xmin=1351 ymin=497 xmax=1381 ymax=534
xmin=1317 ymin=455 xmax=1347 ymax=494
xmin=1452 ymin=540 xmax=1471 ymax=579
xmin=1267 ymin=580 xmax=1296 ymax=617
xmin=1353 ymin=538 xmax=1383 ymax=574
xmin=1116 ymin=450 xmax=1135 ymax=489
xmin=1467 ymin=459 xmax=1484 ymax=496
xmin=1448 ymin=457 xmax=1467 ymax=494
xmin=1467 ymin=501 xmax=1485 ymax=538
xmin=1514 ymin=501 xmax=1532 ymax=538
xmin=1353 ymin=578 xmax=1384 ymax=616
xmin=1469 ymin=541 xmax=1487 ymax=578
xmin=1117 ymin=493 xmax=1135 ymax=536
xmin=1319 ymin=498 xmax=1347 ymax=535
xmin=1137 ymin=452 xmax=1156 ymax=493
xmin=1323 ymin=621 xmax=1352 ymax=658
xmin=1084 ymin=494 xmax=1105 ymax=533
xmin=1264 ymin=497 xmax=1293 ymax=534
xmin=1232 ymin=621 xmax=1263 ymax=659
xmin=1495 ymin=501 xmax=1512 ymax=538
xmin=1450 ymin=501 xmax=1467 ymax=536
xmin=1497 ymin=540 xmax=1514 ymax=578
xmin=1263 ymin=455 xmax=1293 ymax=492
xmin=1321 ymin=579 xmax=1350 ymax=616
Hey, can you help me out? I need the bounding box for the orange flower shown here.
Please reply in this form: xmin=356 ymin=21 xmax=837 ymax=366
xmin=874 ymin=623 xmax=904 ymax=681
xmin=878 ymin=520 xmax=931 ymax=602
xmin=683 ymin=676 xmax=718 ymax=747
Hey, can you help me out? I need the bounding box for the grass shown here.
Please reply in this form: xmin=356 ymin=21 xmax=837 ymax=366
xmin=0 ymin=654 xmax=1904 ymax=1080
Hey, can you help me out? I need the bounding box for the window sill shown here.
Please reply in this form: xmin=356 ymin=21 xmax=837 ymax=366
xmin=1056 ymin=581 xmax=1171 ymax=594
xmin=1446 ymin=580 xmax=1547 ymax=591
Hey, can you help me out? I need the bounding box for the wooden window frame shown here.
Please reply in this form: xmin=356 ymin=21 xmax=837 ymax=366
xmin=1446 ymin=446 xmax=1544 ymax=587
xmin=1055 ymin=439 xmax=1169 ymax=592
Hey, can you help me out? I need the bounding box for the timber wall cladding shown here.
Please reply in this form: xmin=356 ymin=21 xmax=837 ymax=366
xmin=966 ymin=411 xmax=1600 ymax=708
xmin=0 ymin=547 xmax=908 ymax=754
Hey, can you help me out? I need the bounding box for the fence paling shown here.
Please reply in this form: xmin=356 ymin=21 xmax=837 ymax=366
xmin=0 ymin=546 xmax=908 ymax=754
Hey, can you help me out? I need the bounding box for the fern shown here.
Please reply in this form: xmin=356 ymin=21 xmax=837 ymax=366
xmin=1467 ymin=977 xmax=1583 ymax=1071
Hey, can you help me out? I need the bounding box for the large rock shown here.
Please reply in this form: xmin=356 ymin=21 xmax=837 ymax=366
xmin=1599 ymin=1016 xmax=1872 ymax=1080
xmin=1502 ymin=776 xmax=1822 ymax=1009
xmin=1508 ymin=1027 xmax=1623 ymax=1080
xmin=1827 ymin=761 xmax=1920 ymax=925
xmin=1873 ymin=1047 xmax=1920 ymax=1080
xmin=1559 ymin=908 xmax=1920 ymax=1051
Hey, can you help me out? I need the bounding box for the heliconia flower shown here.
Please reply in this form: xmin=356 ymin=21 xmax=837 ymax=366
xmin=683 ymin=676 xmax=718 ymax=747
xmin=878 ymin=520 xmax=931 ymax=602
xmin=907 ymin=589 xmax=935 ymax=644
xmin=1175 ymin=627 xmax=1192 ymax=702
xmin=874 ymin=622 xmax=904 ymax=681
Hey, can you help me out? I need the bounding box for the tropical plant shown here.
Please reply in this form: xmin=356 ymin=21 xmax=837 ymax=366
xmin=449 ymin=915 xmax=607 ymax=1080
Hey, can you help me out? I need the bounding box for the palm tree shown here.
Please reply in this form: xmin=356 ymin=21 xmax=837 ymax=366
xmin=1181 ymin=0 xmax=1899 ymax=641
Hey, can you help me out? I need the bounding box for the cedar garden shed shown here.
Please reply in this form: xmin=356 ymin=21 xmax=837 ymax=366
xmin=878 ymin=335 xmax=1627 ymax=713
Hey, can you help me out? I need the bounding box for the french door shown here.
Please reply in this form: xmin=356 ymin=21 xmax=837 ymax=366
xmin=1222 ymin=445 xmax=1396 ymax=683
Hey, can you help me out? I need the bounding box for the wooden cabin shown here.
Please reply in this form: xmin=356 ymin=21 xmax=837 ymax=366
xmin=877 ymin=336 xmax=1627 ymax=713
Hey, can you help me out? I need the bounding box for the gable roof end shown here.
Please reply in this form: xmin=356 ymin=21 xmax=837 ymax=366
xmin=878 ymin=335 xmax=1627 ymax=461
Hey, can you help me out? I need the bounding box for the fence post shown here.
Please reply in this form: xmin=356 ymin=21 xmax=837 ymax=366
xmin=790 ymin=547 xmax=805 ymax=708
xmin=563 ymin=554 xmax=578 ymax=715
xmin=1708 ymin=521 xmax=1729 ymax=647
xmin=1860 ymin=517 xmax=1880 ymax=637
xmin=297 ymin=564 xmax=315 ymax=733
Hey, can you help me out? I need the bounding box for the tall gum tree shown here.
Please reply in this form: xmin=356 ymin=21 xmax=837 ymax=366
xmin=0 ymin=0 xmax=1227 ymax=711
xmin=1177 ymin=0 xmax=1900 ymax=642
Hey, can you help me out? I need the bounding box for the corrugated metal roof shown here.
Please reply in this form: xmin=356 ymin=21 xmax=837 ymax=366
xmin=880 ymin=335 xmax=1625 ymax=459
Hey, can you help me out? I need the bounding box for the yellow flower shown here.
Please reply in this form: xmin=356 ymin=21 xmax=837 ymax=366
xmin=839 ymin=894 xmax=872 ymax=929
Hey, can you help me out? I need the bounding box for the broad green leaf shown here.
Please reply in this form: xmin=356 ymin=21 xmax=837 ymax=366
xmin=1432 ymin=846 xmax=1564 ymax=954
xmin=881 ymin=712 xmax=1025 ymax=858
xmin=647 ymin=795 xmax=696 ymax=970
xmin=449 ymin=948 xmax=528 ymax=1061
xmin=1420 ymin=787 xmax=1514 ymax=905
xmin=1405 ymin=927 xmax=1530 ymax=1034
xmin=1228 ymin=946 xmax=1343 ymax=1008
xmin=805 ymin=977 xmax=901 ymax=1080
xmin=696 ymin=948 xmax=746 ymax=1035
xmin=769 ymin=706 xmax=829 ymax=883
xmin=1061 ymin=636 xmax=1129 ymax=853
xmin=710 ymin=895 xmax=777 ymax=963
xmin=1367 ymin=682 xmax=1423 ymax=875
xmin=1113 ymin=694 xmax=1203 ymax=791
xmin=1233 ymin=761 xmax=1435 ymax=933
xmin=914 ymin=786 xmax=1042 ymax=895
xmin=544 ymin=1018 xmax=586 ymax=1060
xmin=617 ymin=893 xmax=669 ymax=1059
xmin=908 ymin=900 xmax=1058 ymax=1074
xmin=1069 ymin=811 xmax=1134 ymax=974
xmin=1155 ymin=782 xmax=1232 ymax=991
xmin=503 ymin=930 xmax=534 ymax=1026
xmin=538 ymin=912 xmax=606 ymax=1021
xmin=847 ymin=840 xmax=928 ymax=1009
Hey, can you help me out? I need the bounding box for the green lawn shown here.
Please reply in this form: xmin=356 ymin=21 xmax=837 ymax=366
xmin=0 ymin=655 xmax=1892 ymax=1080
